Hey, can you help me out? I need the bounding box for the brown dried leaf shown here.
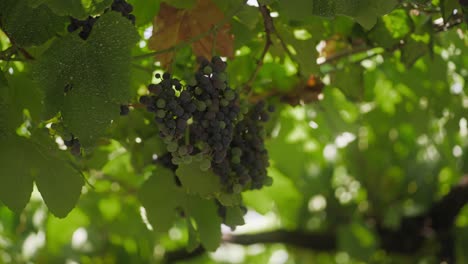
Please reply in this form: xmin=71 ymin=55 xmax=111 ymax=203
xmin=149 ymin=0 xmax=234 ymax=68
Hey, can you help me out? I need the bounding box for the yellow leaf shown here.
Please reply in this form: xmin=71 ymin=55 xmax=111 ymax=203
xmin=149 ymin=0 xmax=234 ymax=68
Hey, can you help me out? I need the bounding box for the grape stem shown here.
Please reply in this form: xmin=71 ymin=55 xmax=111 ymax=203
xmin=242 ymin=4 xmax=300 ymax=95
xmin=0 ymin=46 xmax=24 ymax=62
xmin=0 ymin=21 xmax=35 ymax=61
xmin=242 ymin=5 xmax=274 ymax=95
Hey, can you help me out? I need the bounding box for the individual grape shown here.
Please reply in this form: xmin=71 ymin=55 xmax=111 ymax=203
xmin=156 ymin=98 xmax=166 ymax=108
xmin=167 ymin=142 xmax=178 ymax=152
xmin=224 ymin=89 xmax=235 ymax=101
xmin=203 ymin=66 xmax=213 ymax=75
xmin=231 ymin=155 xmax=241 ymax=164
xmin=70 ymin=142 xmax=81 ymax=156
xmin=200 ymin=158 xmax=211 ymax=171
xmin=148 ymin=84 xmax=161 ymax=94
xmin=64 ymin=83 xmax=73 ymax=94
xmin=231 ymin=147 xmax=242 ymax=156
xmin=178 ymin=145 xmax=189 ymax=156
xmin=127 ymin=14 xmax=136 ymax=24
xmin=219 ymin=121 xmax=226 ymax=129
xmin=120 ymin=105 xmax=130 ymax=115
xmin=155 ymin=109 xmax=166 ymax=118
xmin=233 ymin=184 xmax=243 ymax=194
xmin=64 ymin=136 xmax=81 ymax=156
xmin=182 ymin=155 xmax=192 ymax=164
xmin=212 ymin=56 xmax=226 ymax=72
xmin=171 ymin=156 xmax=182 ymax=165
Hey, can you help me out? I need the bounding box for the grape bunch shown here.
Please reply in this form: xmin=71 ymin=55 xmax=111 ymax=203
xmin=140 ymin=57 xmax=240 ymax=166
xmin=189 ymin=56 xmax=241 ymax=164
xmin=67 ymin=0 xmax=135 ymax=40
xmin=110 ymin=0 xmax=135 ymax=24
xmin=67 ymin=16 xmax=98 ymax=40
xmin=213 ymin=101 xmax=274 ymax=192
xmin=64 ymin=135 xmax=81 ymax=156
xmin=139 ymin=72 xmax=196 ymax=164
xmin=140 ymin=56 xmax=274 ymax=193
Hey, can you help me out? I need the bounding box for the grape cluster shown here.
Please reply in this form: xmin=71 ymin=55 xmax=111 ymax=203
xmin=139 ymin=72 xmax=195 ymax=165
xmin=110 ymin=0 xmax=135 ymax=24
xmin=140 ymin=57 xmax=240 ymax=167
xmin=140 ymin=72 xmax=190 ymax=140
xmin=213 ymin=101 xmax=274 ymax=192
xmin=64 ymin=135 xmax=81 ymax=156
xmin=68 ymin=16 xmax=98 ymax=40
xmin=189 ymin=57 xmax=240 ymax=164
xmin=67 ymin=0 xmax=135 ymax=40
xmin=140 ymin=56 xmax=274 ymax=193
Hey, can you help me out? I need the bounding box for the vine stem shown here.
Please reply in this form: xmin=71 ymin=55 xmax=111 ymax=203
xmin=242 ymin=5 xmax=274 ymax=94
xmin=0 ymin=21 xmax=35 ymax=61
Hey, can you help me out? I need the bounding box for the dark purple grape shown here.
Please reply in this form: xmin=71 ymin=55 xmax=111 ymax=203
xmin=120 ymin=105 xmax=130 ymax=116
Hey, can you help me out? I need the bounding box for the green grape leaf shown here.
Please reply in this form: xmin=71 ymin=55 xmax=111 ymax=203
xmin=368 ymin=10 xmax=411 ymax=49
xmin=186 ymin=218 xmax=200 ymax=252
xmin=235 ymin=5 xmax=260 ymax=30
xmin=184 ymin=195 xmax=222 ymax=251
xmin=34 ymin=12 xmax=139 ymax=147
xmin=243 ymin=168 xmax=302 ymax=228
xmin=176 ymin=159 xmax=221 ymax=197
xmin=102 ymin=152 xmax=138 ymax=187
xmin=0 ymin=136 xmax=35 ymax=213
xmin=0 ymin=127 xmax=84 ymax=216
xmin=0 ymin=72 xmax=13 ymax=136
xmin=28 ymin=0 xmax=113 ymax=18
xmin=224 ymin=206 xmax=245 ymax=229
xmin=5 ymin=72 xmax=44 ymax=124
xmin=127 ymin=0 xmax=161 ymax=26
xmin=0 ymin=71 xmax=44 ymax=137
xmin=216 ymin=192 xmax=242 ymax=206
xmin=401 ymin=37 xmax=429 ymax=67
xmin=277 ymin=0 xmax=397 ymax=29
xmin=138 ymin=166 xmax=182 ymax=232
xmin=0 ymin=75 xmax=35 ymax=213
xmin=277 ymin=0 xmax=314 ymax=21
xmin=275 ymin=22 xmax=322 ymax=76
xmin=35 ymin=160 xmax=83 ymax=218
xmin=33 ymin=133 xmax=84 ymax=218
xmin=335 ymin=0 xmax=398 ymax=30
xmin=331 ymin=64 xmax=364 ymax=101
xmin=0 ymin=0 xmax=66 ymax=47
